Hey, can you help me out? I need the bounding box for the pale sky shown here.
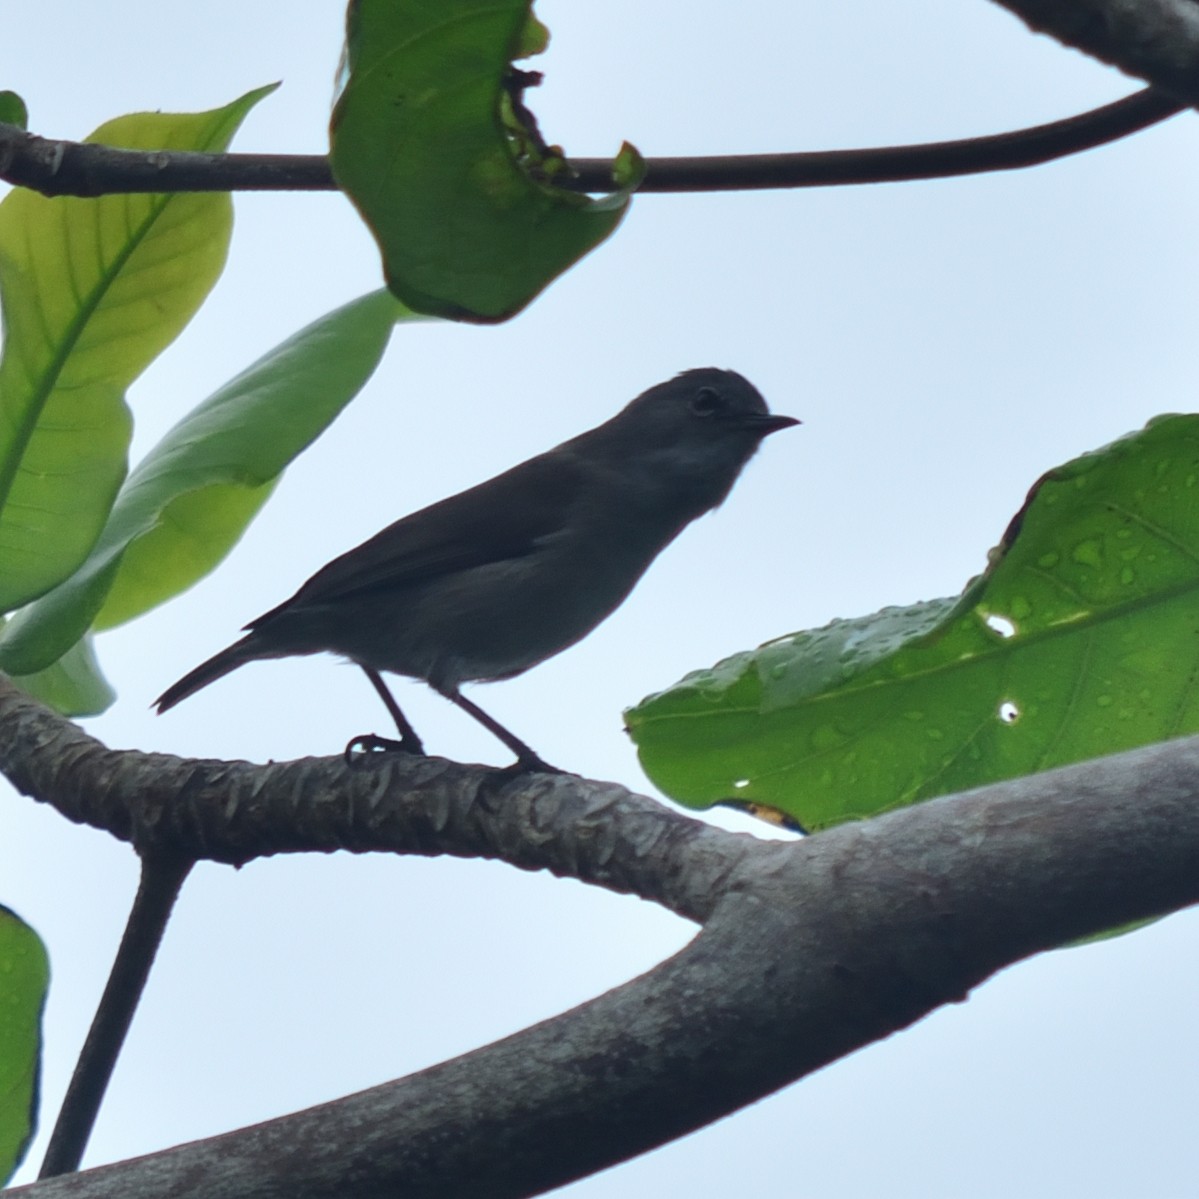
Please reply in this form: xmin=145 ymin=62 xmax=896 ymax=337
xmin=4 ymin=2 xmax=1199 ymax=1195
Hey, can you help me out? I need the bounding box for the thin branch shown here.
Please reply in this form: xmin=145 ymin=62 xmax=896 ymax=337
xmin=985 ymin=0 xmax=1199 ymax=106
xmin=38 ymin=853 xmax=193 ymax=1179
xmin=567 ymin=85 xmax=1186 ymax=193
xmin=0 ymin=87 xmax=1183 ymax=199
xmin=0 ymin=133 xmax=334 ymax=195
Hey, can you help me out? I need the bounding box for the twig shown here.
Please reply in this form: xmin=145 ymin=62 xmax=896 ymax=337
xmin=38 ymin=853 xmax=193 ymax=1178
xmin=568 ymin=85 xmax=1186 ymax=192
xmin=0 ymin=88 xmax=1183 ymax=198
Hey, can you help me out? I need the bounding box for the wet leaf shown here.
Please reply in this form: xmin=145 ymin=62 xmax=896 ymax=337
xmin=629 ymin=415 xmax=1199 ymax=830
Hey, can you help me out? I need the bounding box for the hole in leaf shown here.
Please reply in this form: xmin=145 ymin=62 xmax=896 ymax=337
xmin=985 ymin=613 xmax=1017 ymax=639
xmin=998 ymin=700 xmax=1020 ymax=724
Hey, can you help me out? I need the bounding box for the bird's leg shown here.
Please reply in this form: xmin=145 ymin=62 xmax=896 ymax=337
xmin=344 ymin=668 xmax=427 ymax=764
xmin=362 ymin=667 xmax=425 ymax=749
xmin=440 ymin=686 xmax=561 ymax=774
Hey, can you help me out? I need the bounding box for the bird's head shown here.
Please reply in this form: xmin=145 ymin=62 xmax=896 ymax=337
xmin=582 ymin=368 xmax=799 ymax=514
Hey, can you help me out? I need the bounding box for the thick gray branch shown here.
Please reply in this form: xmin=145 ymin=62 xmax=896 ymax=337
xmin=988 ymin=0 xmax=1199 ymax=102
xmin=5 ymin=674 xmax=1199 ymax=1196
xmin=0 ymin=676 xmax=746 ymax=924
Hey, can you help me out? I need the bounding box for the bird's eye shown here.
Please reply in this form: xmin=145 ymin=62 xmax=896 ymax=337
xmin=690 ymin=387 xmax=721 ymax=416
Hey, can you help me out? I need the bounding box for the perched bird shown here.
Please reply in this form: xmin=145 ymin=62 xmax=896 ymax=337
xmin=155 ymin=368 xmax=798 ymax=771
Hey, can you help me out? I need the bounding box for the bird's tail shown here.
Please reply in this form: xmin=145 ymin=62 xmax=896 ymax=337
xmin=154 ymin=635 xmax=262 ymax=714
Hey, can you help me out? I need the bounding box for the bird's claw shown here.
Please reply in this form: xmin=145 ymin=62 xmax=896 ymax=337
xmin=343 ymin=732 xmax=426 ymax=768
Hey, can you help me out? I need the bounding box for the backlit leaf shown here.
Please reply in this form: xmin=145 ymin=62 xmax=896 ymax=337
xmin=0 ymin=85 xmax=275 ymax=613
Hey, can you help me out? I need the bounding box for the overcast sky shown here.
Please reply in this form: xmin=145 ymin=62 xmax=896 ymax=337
xmin=4 ymin=2 xmax=1199 ymax=1195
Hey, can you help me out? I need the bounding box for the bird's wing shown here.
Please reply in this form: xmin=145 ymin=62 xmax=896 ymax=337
xmin=247 ymin=451 xmax=583 ymax=626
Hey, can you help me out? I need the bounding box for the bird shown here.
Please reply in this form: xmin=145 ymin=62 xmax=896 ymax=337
xmin=155 ymin=368 xmax=798 ymax=771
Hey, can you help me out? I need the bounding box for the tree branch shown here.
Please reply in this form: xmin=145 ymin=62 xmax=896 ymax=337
xmin=568 ymin=85 xmax=1185 ymax=192
xmin=5 ymin=674 xmax=1199 ymax=1197
xmin=0 ymin=88 xmax=1183 ymax=198
xmin=38 ymin=853 xmax=192 ymax=1179
xmin=986 ymin=0 xmax=1199 ymax=104
xmin=0 ymin=675 xmax=748 ymax=924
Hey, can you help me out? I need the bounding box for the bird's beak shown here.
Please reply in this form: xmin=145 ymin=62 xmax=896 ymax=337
xmin=743 ymin=413 xmax=801 ymax=436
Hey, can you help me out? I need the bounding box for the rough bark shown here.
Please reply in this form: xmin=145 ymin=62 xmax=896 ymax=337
xmin=4 ymin=675 xmax=1199 ymax=1198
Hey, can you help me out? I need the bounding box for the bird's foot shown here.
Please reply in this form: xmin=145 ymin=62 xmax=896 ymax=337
xmin=474 ymin=753 xmax=567 ymax=808
xmin=343 ymin=732 xmax=427 ymax=768
xmin=502 ymin=752 xmax=565 ymax=777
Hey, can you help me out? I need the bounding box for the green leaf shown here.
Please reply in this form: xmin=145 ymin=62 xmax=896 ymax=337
xmin=0 ymin=84 xmax=276 ymax=615
xmin=329 ymin=0 xmax=634 ymax=323
xmin=0 ymin=906 xmax=48 ymax=1186
xmin=0 ymin=291 xmax=411 ymax=676
xmin=628 ymin=414 xmax=1199 ymax=830
xmin=0 ymin=92 xmax=28 ymax=130
xmin=611 ymin=142 xmax=647 ymax=191
xmin=515 ymin=12 xmax=550 ymax=58
xmin=7 ymin=633 xmax=115 ymax=716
